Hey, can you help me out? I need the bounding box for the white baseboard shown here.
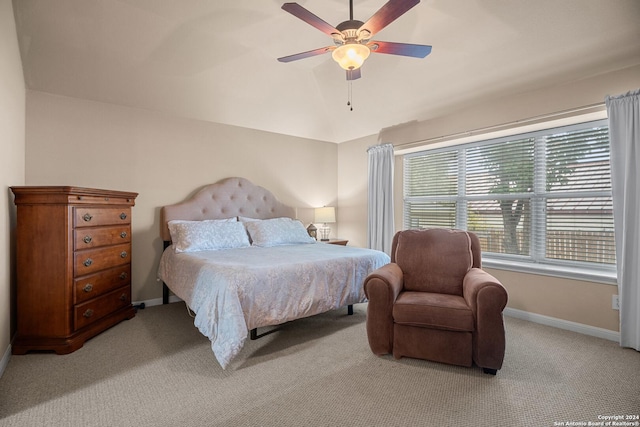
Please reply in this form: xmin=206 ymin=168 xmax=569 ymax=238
xmin=504 ymin=307 xmax=620 ymax=342
xmin=132 ymin=295 xmax=182 ymax=308
xmin=0 ymin=343 xmax=11 ymax=379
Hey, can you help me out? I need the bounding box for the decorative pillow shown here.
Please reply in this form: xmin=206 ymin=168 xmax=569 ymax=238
xmin=245 ymin=217 xmax=316 ymax=247
xmin=168 ymin=220 xmax=250 ymax=253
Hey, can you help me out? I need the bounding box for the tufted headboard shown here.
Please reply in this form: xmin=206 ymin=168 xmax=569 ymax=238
xmin=160 ymin=177 xmax=296 ymax=242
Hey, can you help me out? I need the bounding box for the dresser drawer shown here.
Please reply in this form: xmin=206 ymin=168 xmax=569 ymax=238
xmin=70 ymin=194 xmax=136 ymax=206
xmin=74 ymin=207 xmax=131 ymax=228
xmin=74 ymin=265 xmax=131 ymax=304
xmin=74 ymin=285 xmax=131 ymax=330
xmin=74 ymin=225 xmax=131 ymax=250
xmin=74 ymin=243 xmax=131 ymax=276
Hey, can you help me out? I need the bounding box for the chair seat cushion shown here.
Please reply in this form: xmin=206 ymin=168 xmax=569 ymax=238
xmin=393 ymin=291 xmax=474 ymax=332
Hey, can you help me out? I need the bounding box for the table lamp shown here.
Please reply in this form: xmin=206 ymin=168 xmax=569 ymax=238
xmin=315 ymin=207 xmax=336 ymax=241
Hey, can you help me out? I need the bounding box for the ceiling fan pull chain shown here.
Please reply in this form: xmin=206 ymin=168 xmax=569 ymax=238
xmin=347 ymin=80 xmax=353 ymax=111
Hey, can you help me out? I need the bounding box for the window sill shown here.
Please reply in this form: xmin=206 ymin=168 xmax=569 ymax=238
xmin=482 ymin=257 xmax=617 ymax=286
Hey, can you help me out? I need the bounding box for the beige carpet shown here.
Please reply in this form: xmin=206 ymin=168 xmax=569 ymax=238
xmin=0 ymin=303 xmax=638 ymax=427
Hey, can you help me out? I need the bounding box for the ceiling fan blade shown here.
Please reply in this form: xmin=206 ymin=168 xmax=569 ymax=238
xmin=358 ymin=0 xmax=420 ymax=38
xmin=281 ymin=3 xmax=341 ymax=37
xmin=277 ymin=46 xmax=335 ymax=63
xmin=368 ymin=40 xmax=431 ymax=58
xmin=346 ymin=68 xmax=362 ymax=80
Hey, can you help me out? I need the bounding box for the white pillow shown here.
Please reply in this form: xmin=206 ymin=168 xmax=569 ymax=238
xmin=245 ymin=217 xmax=316 ymax=247
xmin=169 ymin=218 xmax=236 ymax=227
xmin=168 ymin=220 xmax=250 ymax=253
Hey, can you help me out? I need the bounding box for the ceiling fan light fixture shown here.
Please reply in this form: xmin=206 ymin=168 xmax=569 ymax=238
xmin=331 ymin=43 xmax=370 ymax=70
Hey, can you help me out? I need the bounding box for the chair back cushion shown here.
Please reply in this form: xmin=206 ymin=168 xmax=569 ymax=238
xmin=394 ymin=229 xmax=474 ymax=295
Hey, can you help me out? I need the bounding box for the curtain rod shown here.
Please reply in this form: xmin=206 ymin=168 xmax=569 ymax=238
xmin=392 ymin=102 xmax=606 ymax=150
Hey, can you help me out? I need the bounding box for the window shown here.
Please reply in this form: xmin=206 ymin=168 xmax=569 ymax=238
xmin=404 ymin=119 xmax=615 ymax=281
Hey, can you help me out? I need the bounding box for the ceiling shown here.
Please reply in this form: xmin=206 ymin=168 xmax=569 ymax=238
xmin=12 ymin=0 xmax=640 ymax=143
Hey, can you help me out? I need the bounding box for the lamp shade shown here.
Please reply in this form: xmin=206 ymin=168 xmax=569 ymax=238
xmin=331 ymin=43 xmax=370 ymax=70
xmin=314 ymin=207 xmax=336 ymax=223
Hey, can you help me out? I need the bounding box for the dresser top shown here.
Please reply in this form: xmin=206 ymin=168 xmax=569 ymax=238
xmin=11 ymin=186 xmax=138 ymax=205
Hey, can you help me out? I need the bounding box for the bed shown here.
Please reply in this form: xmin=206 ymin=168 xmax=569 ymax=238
xmin=157 ymin=177 xmax=390 ymax=368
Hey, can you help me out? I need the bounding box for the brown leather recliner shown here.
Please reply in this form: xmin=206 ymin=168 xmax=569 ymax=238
xmin=363 ymin=228 xmax=508 ymax=375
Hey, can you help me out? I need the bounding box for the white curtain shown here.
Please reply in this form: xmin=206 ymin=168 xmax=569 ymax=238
xmin=367 ymin=143 xmax=395 ymax=254
xmin=606 ymin=89 xmax=640 ymax=351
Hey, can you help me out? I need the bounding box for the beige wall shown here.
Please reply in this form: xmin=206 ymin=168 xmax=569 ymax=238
xmin=337 ymin=134 xmax=374 ymax=249
xmin=338 ymin=65 xmax=640 ymax=333
xmin=485 ymin=268 xmax=619 ymax=331
xmin=24 ymin=91 xmax=338 ymax=302
xmin=1 ymin=0 xmax=25 ymax=364
xmin=379 ymin=65 xmax=640 ymax=147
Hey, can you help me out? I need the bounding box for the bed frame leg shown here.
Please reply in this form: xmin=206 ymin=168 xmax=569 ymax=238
xmin=162 ymin=283 xmax=169 ymax=305
xmin=250 ymin=305 xmax=355 ymax=341
xmin=162 ymin=241 xmax=171 ymax=305
xmin=250 ymin=326 xmax=280 ymax=340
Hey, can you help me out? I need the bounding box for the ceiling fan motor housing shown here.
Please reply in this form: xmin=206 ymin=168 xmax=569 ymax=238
xmin=335 ymin=20 xmax=369 ymax=45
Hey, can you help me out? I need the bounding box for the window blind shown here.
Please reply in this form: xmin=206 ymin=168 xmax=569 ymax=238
xmin=404 ymin=119 xmax=615 ymax=271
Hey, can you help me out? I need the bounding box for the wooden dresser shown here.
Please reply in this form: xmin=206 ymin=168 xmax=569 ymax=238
xmin=10 ymin=186 xmax=138 ymax=355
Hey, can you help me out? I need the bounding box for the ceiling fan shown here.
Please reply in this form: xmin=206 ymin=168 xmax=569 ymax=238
xmin=277 ymin=0 xmax=432 ymax=81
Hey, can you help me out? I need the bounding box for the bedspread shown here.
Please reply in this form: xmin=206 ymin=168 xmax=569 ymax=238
xmin=157 ymin=243 xmax=390 ymax=368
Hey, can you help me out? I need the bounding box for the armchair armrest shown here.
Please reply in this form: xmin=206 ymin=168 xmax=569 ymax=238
xmin=363 ymin=263 xmax=404 ymax=355
xmin=463 ymin=268 xmax=508 ymax=313
xmin=364 ymin=263 xmax=404 ymax=302
xmin=463 ymin=268 xmax=508 ymax=370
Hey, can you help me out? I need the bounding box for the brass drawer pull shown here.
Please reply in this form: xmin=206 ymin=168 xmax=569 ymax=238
xmin=119 ymin=294 xmax=127 ymax=301
xmin=83 ymin=258 xmax=93 ymax=267
xmin=120 ymin=212 xmax=127 ymax=220
xmin=120 ymin=251 xmax=128 ymax=259
xmin=83 ymin=309 xmax=94 ymax=318
xmin=83 ymin=235 xmax=92 ymax=244
xmin=82 ymin=213 xmax=93 ymax=222
xmin=83 ymin=284 xmax=93 ymax=293
xmin=120 ymin=231 xmax=127 ymax=239
xmin=119 ymin=272 xmax=128 ymax=280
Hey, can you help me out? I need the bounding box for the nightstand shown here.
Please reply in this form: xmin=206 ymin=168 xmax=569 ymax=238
xmin=321 ymin=239 xmax=348 ymax=246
